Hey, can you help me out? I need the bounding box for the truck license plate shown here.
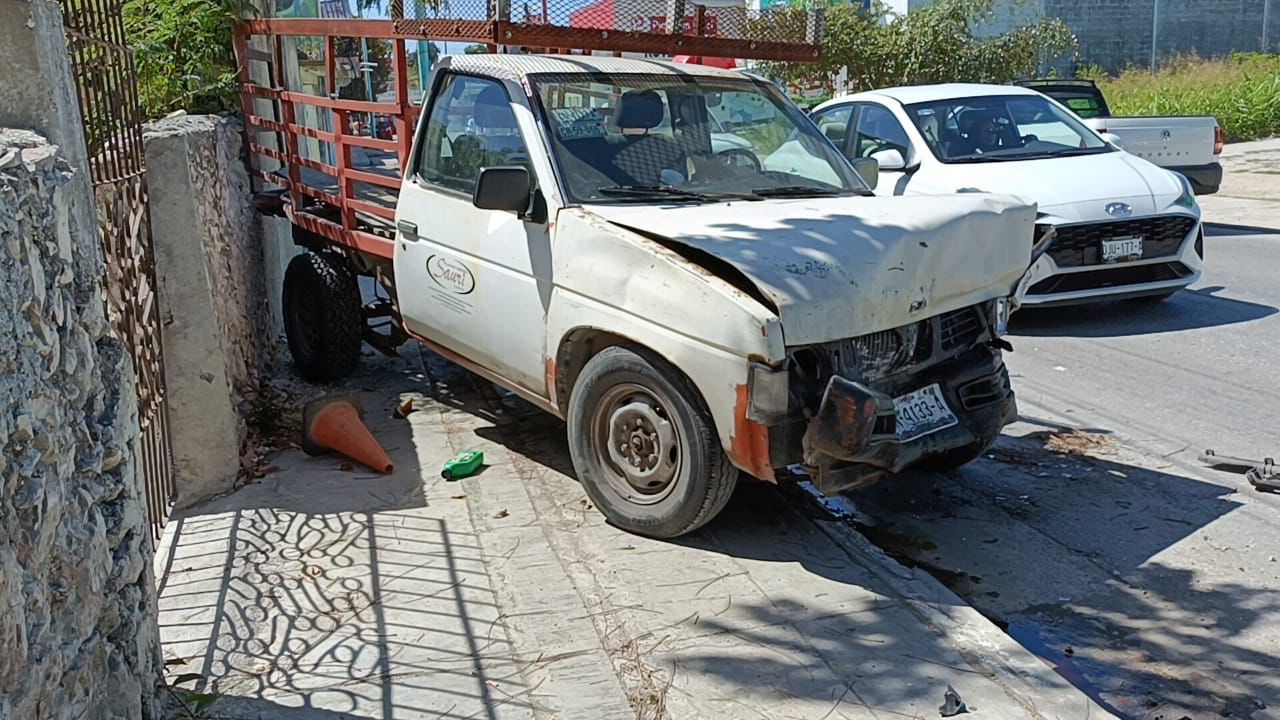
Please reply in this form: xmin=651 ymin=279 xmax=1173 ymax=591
xmin=1101 ymin=235 xmax=1144 ymax=263
xmin=894 ymin=383 xmax=959 ymax=442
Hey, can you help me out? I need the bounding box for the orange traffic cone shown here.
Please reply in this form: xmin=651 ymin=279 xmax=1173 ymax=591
xmin=302 ymin=394 xmax=394 ymax=474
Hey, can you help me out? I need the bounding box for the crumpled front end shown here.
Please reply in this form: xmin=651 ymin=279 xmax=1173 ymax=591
xmin=762 ymin=300 xmax=1017 ymax=493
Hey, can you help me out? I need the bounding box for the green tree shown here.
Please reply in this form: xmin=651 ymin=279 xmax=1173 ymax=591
xmin=123 ymin=0 xmax=255 ymax=118
xmin=464 ymin=43 xmax=489 ymax=54
xmin=762 ymin=0 xmax=1077 ymax=95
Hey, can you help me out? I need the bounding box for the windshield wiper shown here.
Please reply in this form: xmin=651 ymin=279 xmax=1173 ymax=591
xmin=946 ymin=154 xmax=1024 ymax=163
xmin=949 ymin=147 xmax=1110 ymax=163
xmin=596 ymin=185 xmax=757 ymax=202
xmin=1055 ymin=146 xmax=1111 ymax=156
xmin=751 ymin=185 xmax=862 ymax=198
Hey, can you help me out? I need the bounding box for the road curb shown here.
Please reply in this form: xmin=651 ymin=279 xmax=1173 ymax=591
xmin=791 ymin=481 xmax=1120 ymax=720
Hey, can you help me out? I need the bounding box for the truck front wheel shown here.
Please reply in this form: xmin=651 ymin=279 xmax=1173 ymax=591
xmin=567 ymin=346 xmax=739 ymax=539
xmin=282 ymin=251 xmax=363 ymax=382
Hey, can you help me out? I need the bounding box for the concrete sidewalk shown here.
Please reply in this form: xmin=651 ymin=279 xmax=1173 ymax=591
xmin=1213 ymin=138 xmax=1280 ymax=203
xmin=156 ymin=351 xmax=1114 ymax=719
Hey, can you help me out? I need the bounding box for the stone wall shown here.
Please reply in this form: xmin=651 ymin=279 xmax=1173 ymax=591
xmin=0 ymin=129 xmax=161 ymax=719
xmin=144 ymin=115 xmax=273 ymax=507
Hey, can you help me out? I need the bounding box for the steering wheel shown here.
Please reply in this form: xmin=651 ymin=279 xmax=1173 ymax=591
xmin=860 ymin=141 xmax=901 ymax=161
xmin=716 ymin=148 xmax=762 ymax=172
xmin=863 ymin=142 xmax=899 ymax=159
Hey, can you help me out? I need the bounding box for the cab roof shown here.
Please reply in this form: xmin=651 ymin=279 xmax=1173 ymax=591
xmin=837 ymin=83 xmax=1041 ymax=106
xmin=442 ymin=54 xmax=749 ymax=83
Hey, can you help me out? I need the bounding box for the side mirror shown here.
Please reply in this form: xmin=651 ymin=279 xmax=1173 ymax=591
xmin=870 ymin=148 xmax=906 ymax=171
xmin=850 ymin=157 xmax=879 ymax=191
xmin=473 ymin=166 xmax=531 ymax=214
xmin=1100 ymin=131 xmax=1125 ymax=149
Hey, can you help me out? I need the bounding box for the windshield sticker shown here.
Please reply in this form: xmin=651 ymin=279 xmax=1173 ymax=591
xmin=551 ymin=108 xmax=607 ymax=139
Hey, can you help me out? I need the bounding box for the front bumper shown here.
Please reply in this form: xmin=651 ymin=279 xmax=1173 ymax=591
xmin=1170 ymin=162 xmax=1223 ymax=196
xmin=1016 ymin=214 xmax=1203 ymax=307
xmin=794 ymin=349 xmax=1017 ymax=494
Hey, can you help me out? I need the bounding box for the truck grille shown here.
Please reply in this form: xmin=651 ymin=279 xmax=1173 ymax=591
xmin=792 ymin=303 xmax=991 ymax=385
xmin=939 ymin=306 xmax=984 ymax=353
xmin=1048 ymin=216 xmax=1197 ymax=267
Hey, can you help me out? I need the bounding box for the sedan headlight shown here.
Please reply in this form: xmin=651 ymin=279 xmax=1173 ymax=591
xmin=1174 ymin=172 xmax=1197 ymax=209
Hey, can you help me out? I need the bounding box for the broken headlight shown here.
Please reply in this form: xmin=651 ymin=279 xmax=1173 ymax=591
xmin=992 ymin=298 xmax=1011 ymax=337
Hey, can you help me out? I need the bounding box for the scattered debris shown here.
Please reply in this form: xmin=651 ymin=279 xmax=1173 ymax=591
xmin=1199 ymin=449 xmax=1280 ymax=492
xmin=394 ymin=398 xmax=416 ymax=418
xmin=1043 ymin=429 xmax=1114 ymax=456
xmin=164 ymin=672 xmax=218 ymax=720
xmin=493 ymin=508 xmax=509 ymax=519
xmin=240 ymin=379 xmax=306 ymax=483
xmin=451 ymin=494 xmax=467 ymax=500
xmin=442 ymin=450 xmax=484 ymax=480
xmin=301 ymin=394 xmax=394 ymax=474
xmin=940 ymin=684 xmax=970 ymax=716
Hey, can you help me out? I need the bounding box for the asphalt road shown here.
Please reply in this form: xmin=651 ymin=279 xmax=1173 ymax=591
xmin=848 ymin=186 xmax=1280 ymax=719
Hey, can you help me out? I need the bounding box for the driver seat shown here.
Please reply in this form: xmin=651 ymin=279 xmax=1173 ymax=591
xmin=610 ymin=90 xmax=687 ymax=185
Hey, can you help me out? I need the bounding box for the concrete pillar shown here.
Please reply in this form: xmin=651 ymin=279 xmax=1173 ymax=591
xmin=144 ymin=115 xmax=272 ymax=509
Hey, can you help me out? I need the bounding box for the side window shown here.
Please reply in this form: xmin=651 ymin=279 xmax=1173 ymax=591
xmin=416 ymin=74 xmax=530 ymax=194
xmin=810 ymin=105 xmax=853 ymax=150
xmin=853 ymin=104 xmax=910 ymax=159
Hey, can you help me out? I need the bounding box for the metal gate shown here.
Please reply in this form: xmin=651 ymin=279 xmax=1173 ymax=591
xmin=60 ymin=0 xmax=175 ymax=541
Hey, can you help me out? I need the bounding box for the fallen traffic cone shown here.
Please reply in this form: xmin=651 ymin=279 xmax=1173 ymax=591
xmin=301 ymin=394 xmax=394 ymax=474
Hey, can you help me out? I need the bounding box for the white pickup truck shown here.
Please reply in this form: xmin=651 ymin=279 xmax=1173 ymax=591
xmin=283 ymin=55 xmax=1038 ymax=538
xmin=1017 ymin=79 xmax=1224 ymax=195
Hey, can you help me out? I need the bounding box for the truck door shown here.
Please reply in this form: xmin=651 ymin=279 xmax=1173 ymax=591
xmin=394 ymin=72 xmax=551 ymax=396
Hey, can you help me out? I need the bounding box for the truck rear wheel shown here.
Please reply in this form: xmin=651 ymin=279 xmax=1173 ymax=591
xmin=567 ymin=346 xmax=738 ymax=539
xmin=282 ymin=251 xmax=363 ymax=382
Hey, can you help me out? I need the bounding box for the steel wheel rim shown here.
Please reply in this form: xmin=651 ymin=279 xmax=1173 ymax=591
xmin=591 ymin=382 xmax=682 ymax=505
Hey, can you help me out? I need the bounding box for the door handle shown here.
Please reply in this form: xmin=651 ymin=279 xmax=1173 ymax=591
xmin=397 ymin=220 xmax=418 ymax=240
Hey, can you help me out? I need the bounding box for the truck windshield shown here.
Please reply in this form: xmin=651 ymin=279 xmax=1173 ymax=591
xmin=530 ymin=72 xmax=867 ymax=203
xmin=904 ymin=94 xmax=1112 ymax=164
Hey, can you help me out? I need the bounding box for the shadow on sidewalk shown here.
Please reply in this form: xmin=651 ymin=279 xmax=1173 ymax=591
xmin=156 ymin=359 xmax=533 ymax=720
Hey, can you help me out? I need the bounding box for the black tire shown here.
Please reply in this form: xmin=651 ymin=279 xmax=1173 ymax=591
xmin=282 ymin=251 xmax=363 ymax=382
xmin=917 ymin=439 xmax=993 ymax=473
xmin=1127 ymin=289 xmax=1178 ymax=304
xmin=566 ymin=346 xmax=739 ymax=539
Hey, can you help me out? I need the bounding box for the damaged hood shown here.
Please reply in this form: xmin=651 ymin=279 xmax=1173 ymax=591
xmin=587 ymin=194 xmax=1035 ymax=346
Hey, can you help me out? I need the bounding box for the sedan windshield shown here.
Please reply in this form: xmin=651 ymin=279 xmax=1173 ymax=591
xmin=530 ymin=72 xmax=867 ymax=203
xmin=904 ymin=94 xmax=1112 ymax=164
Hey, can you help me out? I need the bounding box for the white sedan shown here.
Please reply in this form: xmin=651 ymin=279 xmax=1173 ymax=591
xmin=811 ymin=83 xmax=1204 ymax=306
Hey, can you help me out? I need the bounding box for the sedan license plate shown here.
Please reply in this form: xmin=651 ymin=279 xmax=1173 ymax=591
xmin=1101 ymin=235 xmax=1144 ymax=263
xmin=894 ymin=383 xmax=959 ymax=442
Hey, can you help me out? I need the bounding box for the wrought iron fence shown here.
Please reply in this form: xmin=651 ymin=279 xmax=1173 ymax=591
xmin=60 ymin=0 xmax=175 ymax=541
